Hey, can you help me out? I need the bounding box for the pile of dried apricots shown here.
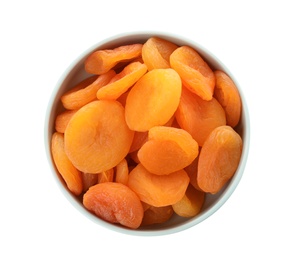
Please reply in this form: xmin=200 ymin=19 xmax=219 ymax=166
xmin=51 ymin=36 xmax=243 ymax=229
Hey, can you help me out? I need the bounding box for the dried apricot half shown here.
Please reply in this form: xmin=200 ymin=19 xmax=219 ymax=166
xmin=142 ymin=36 xmax=178 ymax=71
xmin=127 ymin=164 xmax=190 ymax=207
xmin=141 ymin=205 xmax=174 ymax=226
xmin=51 ymin=132 xmax=83 ymax=196
xmin=214 ymin=70 xmax=241 ymax=127
xmin=61 ymin=71 xmax=115 ymax=110
xmin=170 ymin=46 xmax=215 ymax=100
xmin=96 ymin=62 xmax=147 ymax=100
xmin=83 ymin=182 xmax=144 ymax=229
xmin=172 ymin=184 xmax=205 ymax=218
xmin=197 ymin=125 xmax=243 ymax=194
xmin=85 ymin=43 xmax=143 ymax=75
xmin=175 ymin=86 xmax=226 ymax=146
xmin=138 ymin=126 xmax=199 ymax=175
xmin=64 ymin=100 xmax=134 ymax=173
xmin=125 ymin=68 xmax=182 ymax=132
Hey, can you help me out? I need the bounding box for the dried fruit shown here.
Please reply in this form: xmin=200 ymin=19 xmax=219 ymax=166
xmin=64 ymin=100 xmax=134 ymax=173
xmin=125 ymin=68 xmax=181 ymax=131
xmin=138 ymin=126 xmax=199 ymax=175
xmin=170 ymin=46 xmax=215 ymax=100
xmin=197 ymin=126 xmax=242 ymax=194
xmin=127 ymin=164 xmax=190 ymax=207
xmin=51 ymin=132 xmax=82 ymax=195
xmin=83 ymin=182 xmax=143 ymax=229
xmin=85 ymin=43 xmax=143 ymax=74
xmin=214 ymin=70 xmax=241 ymax=127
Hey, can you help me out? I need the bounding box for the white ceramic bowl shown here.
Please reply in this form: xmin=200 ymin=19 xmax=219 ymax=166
xmin=44 ymin=31 xmax=250 ymax=236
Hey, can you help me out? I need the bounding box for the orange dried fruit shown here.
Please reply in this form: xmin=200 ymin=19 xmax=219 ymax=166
xmin=61 ymin=71 xmax=115 ymax=110
xmin=97 ymin=168 xmax=114 ymax=183
xmin=185 ymin=155 xmax=202 ymax=191
xmin=55 ymin=109 xmax=77 ymax=133
xmin=127 ymin=164 xmax=190 ymax=207
xmin=214 ymin=70 xmax=242 ymax=127
xmin=141 ymin=205 xmax=174 ymax=226
xmin=83 ymin=182 xmax=144 ymax=229
xmin=170 ymin=46 xmax=215 ymax=100
xmin=142 ymin=36 xmax=178 ymax=70
xmin=51 ymin=132 xmax=83 ymax=196
xmin=96 ymin=62 xmax=147 ymax=100
xmin=115 ymin=158 xmax=129 ymax=185
xmin=175 ymin=86 xmax=226 ymax=146
xmin=172 ymin=184 xmax=205 ymax=218
xmin=82 ymin=172 xmax=98 ymax=192
xmin=197 ymin=125 xmax=243 ymax=194
xmin=85 ymin=43 xmax=143 ymax=74
xmin=125 ymin=68 xmax=182 ymax=131
xmin=129 ymin=131 xmax=148 ymax=153
xmin=64 ymin=100 xmax=134 ymax=173
xmin=138 ymin=126 xmax=199 ymax=175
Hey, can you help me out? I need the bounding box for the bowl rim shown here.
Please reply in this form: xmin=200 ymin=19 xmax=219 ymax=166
xmin=44 ymin=30 xmax=250 ymax=236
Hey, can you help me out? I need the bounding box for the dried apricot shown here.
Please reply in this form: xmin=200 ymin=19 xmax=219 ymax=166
xmin=125 ymin=68 xmax=182 ymax=131
xmin=172 ymin=184 xmax=205 ymax=218
xmin=83 ymin=182 xmax=143 ymax=229
xmin=115 ymin=158 xmax=129 ymax=185
xmin=85 ymin=43 xmax=143 ymax=74
xmin=55 ymin=109 xmax=77 ymax=133
xmin=141 ymin=205 xmax=174 ymax=226
xmin=138 ymin=126 xmax=199 ymax=175
xmin=214 ymin=70 xmax=241 ymax=127
xmin=61 ymin=71 xmax=115 ymax=110
xmin=175 ymin=86 xmax=226 ymax=146
xmin=185 ymin=156 xmax=201 ymax=191
xmin=64 ymin=100 xmax=134 ymax=173
xmin=51 ymin=132 xmax=83 ymax=196
xmin=129 ymin=131 xmax=148 ymax=153
xmin=170 ymin=46 xmax=215 ymax=100
xmin=127 ymin=164 xmax=190 ymax=207
xmin=82 ymin=172 xmax=98 ymax=192
xmin=142 ymin=37 xmax=178 ymax=70
xmin=96 ymin=62 xmax=147 ymax=100
xmin=97 ymin=168 xmax=114 ymax=183
xmin=197 ymin=125 xmax=243 ymax=194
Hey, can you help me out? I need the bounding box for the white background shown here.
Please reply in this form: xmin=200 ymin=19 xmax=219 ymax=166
xmin=1 ymin=0 xmax=294 ymax=259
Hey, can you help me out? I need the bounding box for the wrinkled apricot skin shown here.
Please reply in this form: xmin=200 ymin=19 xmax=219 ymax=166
xmin=83 ymin=182 xmax=144 ymax=229
xmin=138 ymin=126 xmax=199 ymax=175
xmin=185 ymin=156 xmax=202 ymax=191
xmin=214 ymin=70 xmax=242 ymax=127
xmin=127 ymin=164 xmax=190 ymax=207
xmin=64 ymin=100 xmax=134 ymax=174
xmin=98 ymin=168 xmax=114 ymax=183
xmin=172 ymin=184 xmax=205 ymax=218
xmin=51 ymin=132 xmax=83 ymax=196
xmin=170 ymin=46 xmax=215 ymax=101
xmin=175 ymin=87 xmax=226 ymax=146
xmin=142 ymin=37 xmax=178 ymax=71
xmin=55 ymin=109 xmax=77 ymax=133
xmin=125 ymin=68 xmax=182 ymax=132
xmin=82 ymin=172 xmax=98 ymax=192
xmin=197 ymin=126 xmax=243 ymax=194
xmin=60 ymin=76 xmax=97 ymax=108
xmin=85 ymin=44 xmax=143 ymax=75
xmin=141 ymin=205 xmax=174 ymax=226
xmin=96 ymin=62 xmax=147 ymax=100
xmin=115 ymin=159 xmax=129 ymax=185
xmin=61 ymin=71 xmax=115 ymax=110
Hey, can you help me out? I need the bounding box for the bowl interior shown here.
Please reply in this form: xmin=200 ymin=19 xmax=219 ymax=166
xmin=44 ymin=32 xmax=250 ymax=236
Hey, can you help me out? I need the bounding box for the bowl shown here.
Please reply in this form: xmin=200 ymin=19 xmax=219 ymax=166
xmin=44 ymin=31 xmax=250 ymax=236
